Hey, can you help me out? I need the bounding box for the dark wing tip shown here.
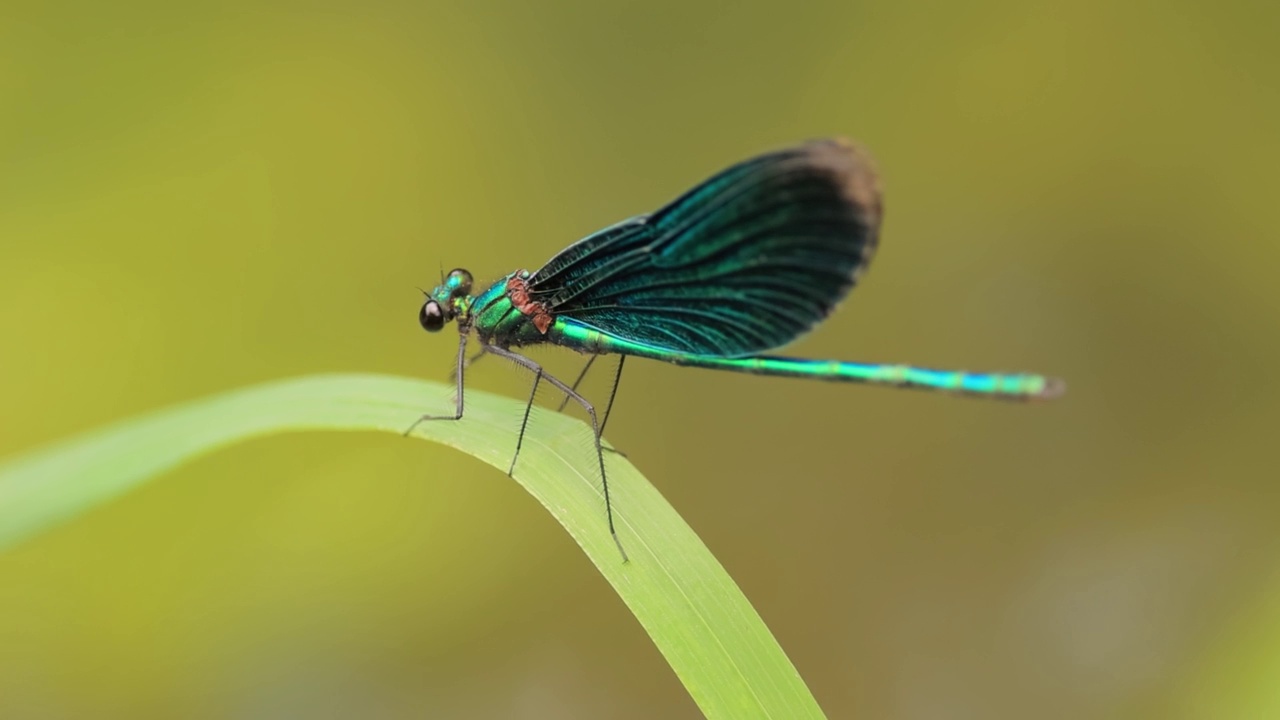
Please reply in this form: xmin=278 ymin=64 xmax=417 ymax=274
xmin=802 ymin=137 xmax=883 ymax=231
xmin=795 ymin=137 xmax=883 ymax=281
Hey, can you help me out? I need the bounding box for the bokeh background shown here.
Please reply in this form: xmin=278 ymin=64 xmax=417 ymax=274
xmin=2 ymin=1 xmax=1278 ymax=718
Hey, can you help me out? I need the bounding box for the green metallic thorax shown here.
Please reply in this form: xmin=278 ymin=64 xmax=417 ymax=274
xmin=436 ymin=270 xmax=549 ymax=349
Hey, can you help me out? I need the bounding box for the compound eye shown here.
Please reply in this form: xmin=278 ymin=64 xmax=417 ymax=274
xmin=447 ymin=268 xmax=473 ymax=296
xmin=419 ymin=300 xmax=445 ymax=332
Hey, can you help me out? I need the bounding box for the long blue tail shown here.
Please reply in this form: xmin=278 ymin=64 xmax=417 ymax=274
xmin=664 ymin=353 xmax=1064 ymax=400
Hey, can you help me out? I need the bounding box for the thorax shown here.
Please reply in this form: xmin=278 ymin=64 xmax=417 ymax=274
xmin=468 ymin=270 xmax=555 ymax=348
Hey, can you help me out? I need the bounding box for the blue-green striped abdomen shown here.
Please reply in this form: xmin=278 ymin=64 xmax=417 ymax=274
xmin=550 ymin=317 xmax=1062 ymax=399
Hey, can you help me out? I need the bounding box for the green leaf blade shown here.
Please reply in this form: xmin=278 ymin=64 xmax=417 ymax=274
xmin=0 ymin=373 xmax=825 ymax=719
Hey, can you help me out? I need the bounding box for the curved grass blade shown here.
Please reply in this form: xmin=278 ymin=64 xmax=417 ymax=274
xmin=0 ymin=373 xmax=825 ymax=719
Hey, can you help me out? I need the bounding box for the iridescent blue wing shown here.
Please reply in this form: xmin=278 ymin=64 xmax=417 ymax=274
xmin=529 ymin=139 xmax=882 ymax=358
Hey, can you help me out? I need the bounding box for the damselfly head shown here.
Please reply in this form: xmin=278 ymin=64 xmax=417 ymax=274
xmin=419 ymin=268 xmax=475 ymax=333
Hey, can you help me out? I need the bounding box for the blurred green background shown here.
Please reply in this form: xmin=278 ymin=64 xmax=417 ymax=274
xmin=2 ymin=0 xmax=1278 ymax=717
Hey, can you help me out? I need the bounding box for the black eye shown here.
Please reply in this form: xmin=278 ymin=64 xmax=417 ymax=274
xmin=419 ymin=300 xmax=445 ymax=332
xmin=447 ymin=268 xmax=473 ymax=296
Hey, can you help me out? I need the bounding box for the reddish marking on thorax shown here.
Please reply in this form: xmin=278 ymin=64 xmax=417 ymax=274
xmin=506 ymin=275 xmax=554 ymax=334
